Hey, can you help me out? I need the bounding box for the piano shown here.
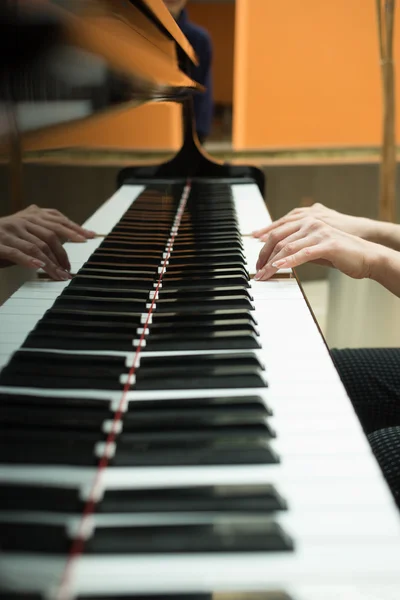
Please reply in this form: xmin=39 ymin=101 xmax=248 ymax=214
xmin=1 ymin=2 xmax=400 ymax=599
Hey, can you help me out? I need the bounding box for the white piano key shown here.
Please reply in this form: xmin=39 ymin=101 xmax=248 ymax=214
xmin=232 ymin=183 xmax=271 ymax=235
xmin=82 ymin=184 xmax=145 ymax=234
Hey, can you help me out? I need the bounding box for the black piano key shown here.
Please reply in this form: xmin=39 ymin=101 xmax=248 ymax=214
xmin=87 ymin=519 xmax=293 ymax=554
xmin=54 ymin=296 xmax=148 ymax=312
xmin=157 ymin=286 xmax=253 ymax=299
xmin=0 ymin=517 xmax=293 ymax=554
xmin=167 ymin=250 xmax=246 ymax=260
xmin=0 ymin=593 xmax=42 ymax=599
xmin=167 ymin=253 xmax=245 ymax=265
xmin=63 ymin=286 xmax=253 ymax=301
xmin=135 ymin=362 xmax=266 ymax=389
xmin=144 ymin=330 xmax=261 ymax=352
xmin=0 ymin=482 xmax=286 ymax=515
xmin=151 ymin=309 xmax=258 ymax=326
xmin=65 ymin=284 xmax=151 ymax=299
xmin=0 ymin=352 xmax=128 ymax=390
xmin=162 ymin=265 xmax=249 ymax=277
xmin=0 ymin=404 xmax=110 ymax=431
xmin=121 ymin=418 xmax=275 ymax=439
xmin=1 ymin=417 xmax=274 ymax=443
xmin=0 ymin=521 xmax=69 ymax=553
xmin=51 ymin=296 xmax=254 ymax=314
xmin=114 ymin=437 xmax=278 ymax=466
xmin=50 ymin=396 xmax=273 ymax=440
xmin=0 ymin=372 xmax=124 ymax=390
xmin=145 ymin=317 xmax=257 ymax=334
xmin=159 ymin=274 xmax=250 ymax=288
xmin=0 ymin=393 xmax=114 ymax=410
xmin=103 ymin=239 xmax=244 ymax=252
xmin=44 ymin=309 xmax=144 ymax=328
xmin=87 ymin=253 xmax=162 ymax=266
xmin=139 ymin=353 xmax=264 ymax=370
xmin=0 ymin=432 xmax=99 ymax=465
xmin=153 ymin=297 xmax=254 ymax=312
xmin=1 ymin=350 xmax=127 ymax=374
xmin=101 ymin=484 xmax=287 ymax=513
xmin=100 ymin=240 xmax=169 ymax=251
xmin=36 ymin=316 xmax=256 ymax=335
xmin=125 ymin=395 xmax=273 ymax=418
xmin=25 ymin=329 xmax=261 ymax=353
xmin=24 ymin=330 xmax=137 ymax=352
xmin=79 ymin=267 xmax=156 ymax=277
xmin=78 ymin=594 xmax=295 ymax=600
xmin=0 ymin=483 xmax=82 ymax=512
xmin=0 ymin=435 xmax=278 ymax=467
xmin=33 ymin=318 xmax=139 ymax=334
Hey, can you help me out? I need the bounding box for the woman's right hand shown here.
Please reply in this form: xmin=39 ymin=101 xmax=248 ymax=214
xmin=252 ymin=203 xmax=373 ymax=242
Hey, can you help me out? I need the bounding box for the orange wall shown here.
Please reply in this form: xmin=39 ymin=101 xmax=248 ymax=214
xmin=188 ymin=2 xmax=235 ymax=105
xmin=234 ymin=0 xmax=400 ymax=149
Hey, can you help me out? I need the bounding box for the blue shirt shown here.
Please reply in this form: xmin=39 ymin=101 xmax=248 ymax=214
xmin=177 ymin=9 xmax=213 ymax=139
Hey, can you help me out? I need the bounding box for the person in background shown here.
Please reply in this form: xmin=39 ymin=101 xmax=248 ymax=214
xmin=163 ymin=0 xmax=213 ymax=144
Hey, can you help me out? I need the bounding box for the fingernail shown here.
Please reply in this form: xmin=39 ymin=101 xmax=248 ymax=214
xmin=84 ymin=230 xmax=96 ymax=238
xmin=56 ymin=269 xmax=71 ymax=281
xmin=254 ymin=270 xmax=264 ymax=280
xmin=74 ymin=235 xmax=87 ymax=243
xmin=272 ymin=259 xmax=287 ymax=268
xmin=31 ymin=259 xmax=46 ymax=269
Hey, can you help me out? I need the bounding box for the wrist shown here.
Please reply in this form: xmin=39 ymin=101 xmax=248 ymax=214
xmin=358 ymin=217 xmax=378 ymax=242
xmin=368 ymin=243 xmax=393 ymax=284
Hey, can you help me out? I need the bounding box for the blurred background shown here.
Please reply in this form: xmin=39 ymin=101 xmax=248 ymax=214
xmin=1 ymin=0 xmax=400 ymax=347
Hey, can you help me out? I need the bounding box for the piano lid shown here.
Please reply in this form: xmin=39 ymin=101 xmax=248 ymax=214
xmin=0 ymin=0 xmax=200 ymax=137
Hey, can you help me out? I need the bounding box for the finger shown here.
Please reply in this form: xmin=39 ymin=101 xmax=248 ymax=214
xmin=30 ymin=217 xmax=87 ymax=244
xmin=258 ymin=214 xmax=307 ymax=241
xmin=255 ymin=243 xmax=329 ymax=281
xmin=0 ymin=238 xmax=70 ymax=280
xmin=256 ymin=221 xmax=302 ymax=271
xmin=267 ymin=229 xmax=310 ymax=264
xmin=252 ymin=208 xmax=306 ymax=238
xmin=22 ymin=229 xmax=71 ymax=272
xmin=41 ymin=211 xmax=96 ymax=239
xmin=0 ymin=243 xmax=46 ymax=270
xmin=25 ymin=214 xmax=88 ymax=244
xmin=25 ymin=222 xmax=71 ymax=271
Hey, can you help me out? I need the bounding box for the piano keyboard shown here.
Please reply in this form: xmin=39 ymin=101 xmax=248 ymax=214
xmin=1 ymin=181 xmax=400 ymax=600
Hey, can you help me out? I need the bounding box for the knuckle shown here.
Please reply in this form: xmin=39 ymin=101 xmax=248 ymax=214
xmin=27 ymin=243 xmax=40 ymax=255
xmin=47 ymin=231 xmax=58 ymax=244
xmin=7 ymin=247 xmax=20 ymax=260
xmin=1 ymin=234 xmax=11 ymax=245
xmin=275 ymin=241 xmax=285 ymax=253
xmin=327 ymin=239 xmax=339 ymax=252
xmin=37 ymin=240 xmax=49 ymax=253
xmin=285 ymin=242 xmax=294 ymax=254
xmin=269 ymin=231 xmax=279 ymax=244
xmin=306 ymin=218 xmax=322 ymax=232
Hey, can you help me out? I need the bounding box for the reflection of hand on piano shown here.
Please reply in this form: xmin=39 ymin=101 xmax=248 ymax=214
xmin=0 ymin=206 xmax=95 ymax=280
